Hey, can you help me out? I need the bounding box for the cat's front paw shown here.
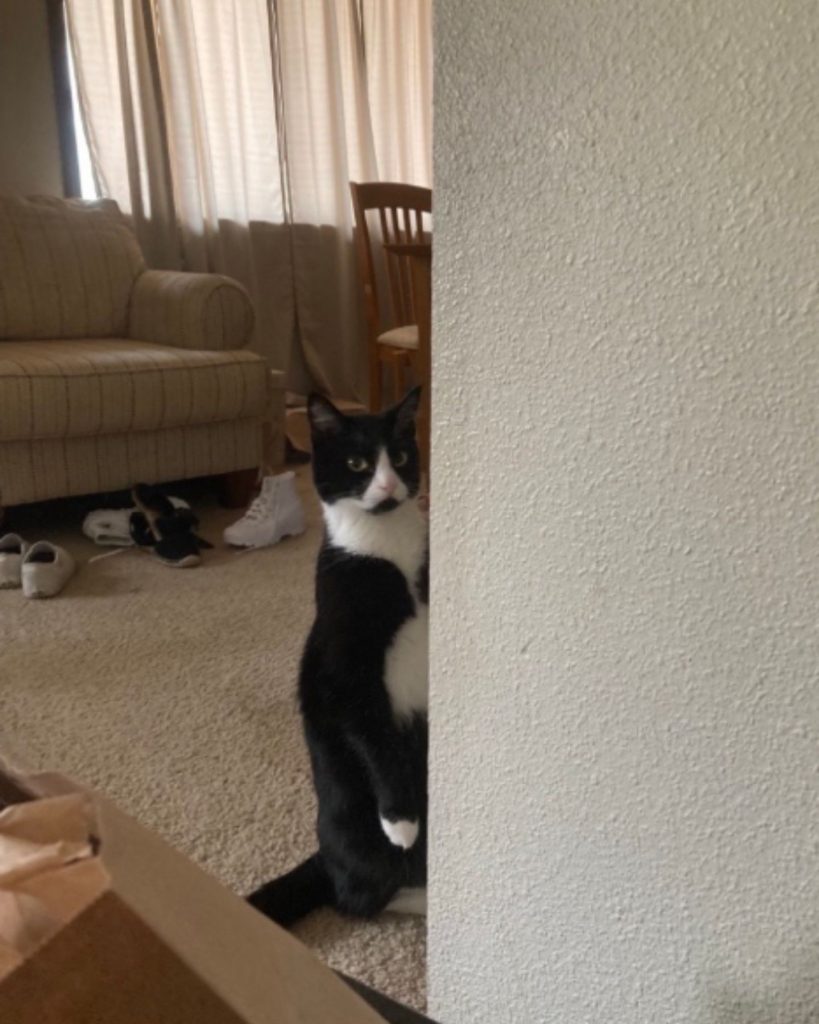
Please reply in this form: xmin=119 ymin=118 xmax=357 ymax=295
xmin=380 ymin=816 xmax=419 ymax=850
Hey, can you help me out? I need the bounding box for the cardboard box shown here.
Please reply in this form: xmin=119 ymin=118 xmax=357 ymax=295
xmin=0 ymin=781 xmax=385 ymax=1023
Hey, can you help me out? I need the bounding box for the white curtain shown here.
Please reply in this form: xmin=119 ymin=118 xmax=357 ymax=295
xmin=65 ymin=1 xmax=179 ymax=268
xmin=65 ymin=0 xmax=432 ymax=401
xmin=152 ymin=0 xmax=298 ymax=393
xmin=361 ymin=0 xmax=432 ymax=187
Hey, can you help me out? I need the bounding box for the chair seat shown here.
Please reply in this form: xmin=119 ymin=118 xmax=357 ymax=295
xmin=0 ymin=338 xmax=268 ymax=442
xmin=378 ymin=324 xmax=418 ymax=351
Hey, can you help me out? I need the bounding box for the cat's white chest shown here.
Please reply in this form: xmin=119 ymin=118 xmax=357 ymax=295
xmin=385 ymin=602 xmax=429 ymax=720
xmin=323 ymin=498 xmax=429 ymax=720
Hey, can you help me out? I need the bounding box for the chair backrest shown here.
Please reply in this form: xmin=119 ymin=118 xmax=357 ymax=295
xmin=349 ymin=182 xmax=432 ymax=340
xmin=0 ymin=196 xmax=145 ymax=341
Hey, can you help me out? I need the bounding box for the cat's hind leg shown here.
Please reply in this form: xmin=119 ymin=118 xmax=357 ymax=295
xmin=333 ymin=867 xmax=399 ymax=919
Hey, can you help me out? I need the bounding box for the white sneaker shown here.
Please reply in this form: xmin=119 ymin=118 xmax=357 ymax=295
xmin=223 ymin=472 xmax=306 ymax=549
xmin=0 ymin=534 xmax=29 ymax=589
xmin=21 ymin=542 xmax=75 ymax=599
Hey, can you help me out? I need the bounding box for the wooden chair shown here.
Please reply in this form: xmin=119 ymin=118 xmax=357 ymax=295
xmin=350 ymin=181 xmax=432 ymax=411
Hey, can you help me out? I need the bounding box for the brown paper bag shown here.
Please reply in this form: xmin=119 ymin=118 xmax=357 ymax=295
xmin=0 ymin=784 xmax=386 ymax=1024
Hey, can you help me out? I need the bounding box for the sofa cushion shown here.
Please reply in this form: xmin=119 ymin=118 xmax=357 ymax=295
xmin=0 ymin=339 xmax=269 ymax=442
xmin=0 ymin=196 xmax=145 ymax=340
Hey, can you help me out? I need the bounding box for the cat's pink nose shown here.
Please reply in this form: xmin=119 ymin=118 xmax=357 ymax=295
xmin=377 ymin=474 xmax=398 ymax=496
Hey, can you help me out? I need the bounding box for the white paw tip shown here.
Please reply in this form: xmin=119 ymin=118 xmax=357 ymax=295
xmin=380 ymin=816 xmax=419 ymax=850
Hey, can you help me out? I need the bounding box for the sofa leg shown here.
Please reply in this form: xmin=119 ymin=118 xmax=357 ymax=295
xmin=218 ymin=468 xmax=259 ymax=509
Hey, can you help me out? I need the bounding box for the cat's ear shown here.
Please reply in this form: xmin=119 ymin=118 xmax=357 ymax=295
xmin=390 ymin=386 xmax=421 ymax=437
xmin=308 ymin=393 xmax=346 ymax=437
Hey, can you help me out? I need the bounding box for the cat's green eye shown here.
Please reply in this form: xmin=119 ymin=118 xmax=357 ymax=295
xmin=347 ymin=455 xmax=370 ymax=472
xmin=393 ymin=451 xmax=409 ymax=468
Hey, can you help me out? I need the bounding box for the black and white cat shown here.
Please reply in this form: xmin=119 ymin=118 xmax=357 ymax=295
xmin=248 ymin=388 xmax=428 ymax=925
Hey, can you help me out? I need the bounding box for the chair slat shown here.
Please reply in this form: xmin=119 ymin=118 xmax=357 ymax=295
xmin=392 ymin=209 xmax=410 ymax=321
xmin=382 ymin=208 xmax=404 ymax=324
xmin=349 ymin=181 xmax=432 ymax=410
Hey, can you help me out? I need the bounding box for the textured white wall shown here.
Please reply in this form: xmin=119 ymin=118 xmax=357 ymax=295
xmin=429 ymin=2 xmax=819 ymax=1022
xmin=0 ymin=0 xmax=62 ymax=195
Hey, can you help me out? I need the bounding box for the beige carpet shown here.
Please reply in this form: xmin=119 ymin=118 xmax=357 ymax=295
xmin=0 ymin=469 xmax=426 ymax=1011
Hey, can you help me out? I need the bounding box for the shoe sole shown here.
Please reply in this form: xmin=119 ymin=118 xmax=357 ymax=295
xmin=22 ymin=570 xmax=74 ymax=598
xmin=225 ymin=527 xmax=306 ymax=549
xmin=156 ymin=554 xmax=201 ymax=568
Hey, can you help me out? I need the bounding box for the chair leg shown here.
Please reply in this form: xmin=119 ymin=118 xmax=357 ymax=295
xmin=218 ymin=468 xmax=259 ymax=509
xmin=391 ymin=357 xmax=404 ymax=404
xmin=369 ymin=344 xmax=383 ymax=412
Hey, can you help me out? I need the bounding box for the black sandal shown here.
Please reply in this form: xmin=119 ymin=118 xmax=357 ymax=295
xmin=130 ymin=484 xmax=212 ymax=568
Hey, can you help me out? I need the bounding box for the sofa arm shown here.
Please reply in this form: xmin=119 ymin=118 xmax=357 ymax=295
xmin=129 ymin=269 xmax=254 ymax=351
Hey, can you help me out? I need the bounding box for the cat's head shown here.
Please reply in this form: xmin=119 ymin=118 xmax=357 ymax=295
xmin=307 ymin=388 xmax=421 ymax=514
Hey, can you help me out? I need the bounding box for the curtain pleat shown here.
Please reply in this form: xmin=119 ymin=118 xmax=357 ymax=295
xmin=361 ymin=0 xmax=432 ymax=188
xmin=65 ymin=0 xmax=432 ymax=402
xmin=66 ymin=0 xmax=180 ymax=268
xmin=273 ymin=0 xmax=378 ymax=398
xmin=153 ymin=0 xmax=299 ymax=391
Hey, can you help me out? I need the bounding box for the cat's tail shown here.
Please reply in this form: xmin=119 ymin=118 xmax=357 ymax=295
xmin=246 ymin=854 xmax=334 ymax=927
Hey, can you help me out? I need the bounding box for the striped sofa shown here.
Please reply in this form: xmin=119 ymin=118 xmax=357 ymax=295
xmin=0 ymin=196 xmax=272 ymax=508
